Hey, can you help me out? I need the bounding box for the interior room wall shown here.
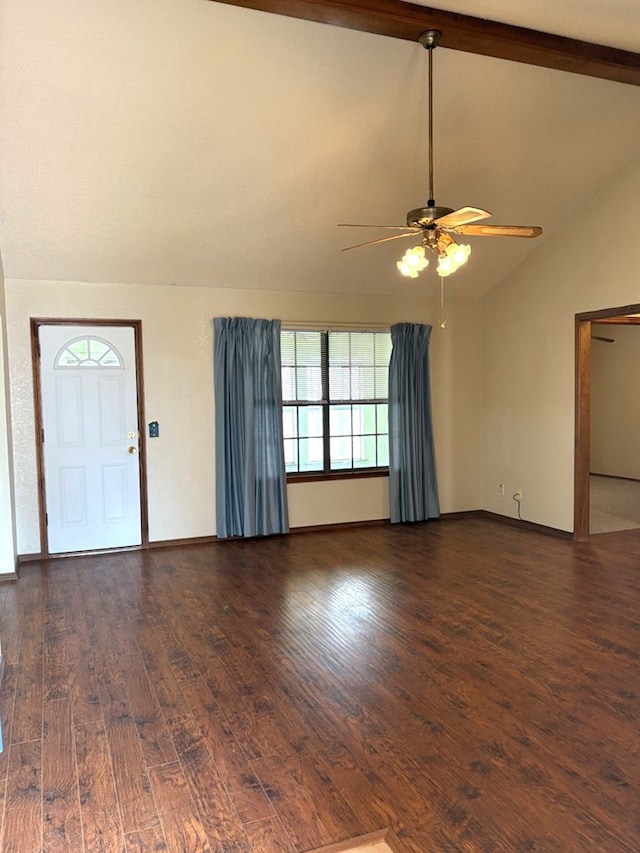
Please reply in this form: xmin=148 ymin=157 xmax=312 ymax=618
xmin=591 ymin=323 xmax=640 ymax=479
xmin=0 ymin=261 xmax=18 ymax=576
xmin=5 ymin=280 xmax=482 ymax=554
xmin=481 ymin=152 xmax=640 ymax=532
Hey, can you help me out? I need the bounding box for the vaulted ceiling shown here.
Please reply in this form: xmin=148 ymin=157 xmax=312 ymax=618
xmin=1 ymin=0 xmax=639 ymax=298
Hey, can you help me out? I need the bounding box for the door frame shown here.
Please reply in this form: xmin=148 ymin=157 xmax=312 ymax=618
xmin=31 ymin=317 xmax=149 ymax=557
xmin=574 ymin=303 xmax=640 ymax=540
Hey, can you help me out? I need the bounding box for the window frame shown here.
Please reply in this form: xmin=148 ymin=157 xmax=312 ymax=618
xmin=282 ymin=327 xmax=391 ymax=482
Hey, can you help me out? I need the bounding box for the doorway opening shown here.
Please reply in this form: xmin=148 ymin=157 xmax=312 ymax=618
xmin=574 ymin=303 xmax=640 ymax=540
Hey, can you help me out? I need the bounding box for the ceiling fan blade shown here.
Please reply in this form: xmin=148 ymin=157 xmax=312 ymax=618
xmin=453 ymin=224 xmax=543 ymax=238
xmin=435 ymin=207 xmax=492 ymax=229
xmin=338 ymin=224 xmax=418 ymax=231
xmin=342 ymin=232 xmax=420 ymax=251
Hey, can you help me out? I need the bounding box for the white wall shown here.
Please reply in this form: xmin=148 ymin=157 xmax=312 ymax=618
xmin=481 ymin=153 xmax=640 ymax=532
xmin=591 ymin=324 xmax=640 ymax=479
xmin=0 ymin=261 xmax=17 ymax=575
xmin=6 ymin=280 xmax=482 ymax=554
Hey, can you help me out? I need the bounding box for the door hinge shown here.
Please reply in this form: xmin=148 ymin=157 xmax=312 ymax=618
xmin=45 ymin=512 xmax=48 ymax=526
xmin=41 ymin=428 xmax=45 ymax=443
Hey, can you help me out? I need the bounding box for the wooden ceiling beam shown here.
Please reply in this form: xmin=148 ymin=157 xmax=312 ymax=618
xmin=209 ymin=0 xmax=640 ymax=86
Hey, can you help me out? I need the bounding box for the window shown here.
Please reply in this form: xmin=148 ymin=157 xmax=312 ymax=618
xmin=55 ymin=336 xmax=123 ymax=369
xmin=281 ymin=329 xmax=391 ymax=476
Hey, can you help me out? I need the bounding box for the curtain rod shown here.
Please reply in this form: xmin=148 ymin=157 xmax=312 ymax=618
xmin=282 ymin=321 xmax=390 ymax=331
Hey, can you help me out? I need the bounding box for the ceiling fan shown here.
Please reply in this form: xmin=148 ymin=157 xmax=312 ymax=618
xmin=339 ymin=30 xmax=543 ymax=279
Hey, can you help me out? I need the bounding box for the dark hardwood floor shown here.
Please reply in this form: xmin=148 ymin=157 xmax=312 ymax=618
xmin=0 ymin=517 xmax=639 ymax=852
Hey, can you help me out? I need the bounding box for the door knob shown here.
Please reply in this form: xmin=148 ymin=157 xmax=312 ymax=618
xmin=128 ymin=446 xmax=137 ymax=454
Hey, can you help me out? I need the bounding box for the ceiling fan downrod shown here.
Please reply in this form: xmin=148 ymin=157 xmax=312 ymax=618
xmin=407 ymin=31 xmax=452 ymax=227
xmin=418 ymin=29 xmax=442 ymax=210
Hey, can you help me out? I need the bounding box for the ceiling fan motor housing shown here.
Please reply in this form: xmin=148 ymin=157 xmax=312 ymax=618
xmin=338 ymin=25 xmax=542 ymax=259
xmin=407 ymin=205 xmax=454 ymax=228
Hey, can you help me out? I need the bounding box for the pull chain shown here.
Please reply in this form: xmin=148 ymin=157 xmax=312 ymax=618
xmin=440 ymin=275 xmax=447 ymax=328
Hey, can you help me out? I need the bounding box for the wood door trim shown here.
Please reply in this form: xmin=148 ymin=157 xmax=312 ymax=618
xmin=592 ymin=315 xmax=640 ymax=325
xmin=574 ymin=302 xmax=640 ymax=540
xmin=30 ymin=318 xmax=149 ymax=556
xmin=574 ymin=317 xmax=591 ymax=541
xmin=31 ymin=321 xmax=47 ymax=553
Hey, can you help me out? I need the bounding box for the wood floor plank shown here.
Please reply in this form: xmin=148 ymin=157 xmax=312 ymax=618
xmin=251 ymin=752 xmax=366 ymax=852
xmin=137 ymin=638 xmax=192 ymax=723
xmin=42 ymin=698 xmax=82 ymax=852
xmin=0 ymin=663 xmax=18 ymax=785
xmin=181 ymin=679 xmax=274 ymax=823
xmin=43 ymin=627 xmax=69 ymax=704
xmin=125 ymin=825 xmax=168 ymax=852
xmin=148 ymin=762 xmax=211 ymax=853
xmin=120 ymin=655 xmax=177 ymax=769
xmin=198 ymin=636 xmax=299 ymax=763
xmin=76 ymin=719 xmax=125 ymax=853
xmin=169 ymin=714 xmax=252 ymax=852
xmin=242 ymin=815 xmax=298 ymax=852
xmin=2 ymin=740 xmax=42 ymax=853
xmin=43 ymin=591 xmax=70 ymax=703
xmin=98 ymin=682 xmax=159 ymax=834
xmin=1 ymin=521 xmax=640 ymax=850
xmin=314 ymin=744 xmax=404 ymax=838
xmin=156 ymin=797 xmax=212 ymax=853
xmin=66 ymin=632 xmax=101 ymax=727
xmin=0 ymin=584 xmax=22 ymax=669
xmin=0 ymin=785 xmax=7 ymax=853
xmin=77 ymin=564 xmax=132 ymax=690
xmin=10 ymin=635 xmax=43 ymax=745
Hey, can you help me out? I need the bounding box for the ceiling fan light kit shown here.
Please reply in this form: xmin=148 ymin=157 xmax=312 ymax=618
xmin=339 ymin=30 xmax=543 ymax=281
xmin=397 ymin=245 xmax=429 ymax=278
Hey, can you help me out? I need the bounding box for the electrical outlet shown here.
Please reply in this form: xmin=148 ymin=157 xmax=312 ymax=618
xmin=498 ymin=483 xmax=505 ymax=497
xmin=514 ymin=488 xmax=523 ymax=501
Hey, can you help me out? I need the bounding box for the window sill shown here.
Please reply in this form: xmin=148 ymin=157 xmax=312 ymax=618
xmin=286 ymin=469 xmax=389 ymax=484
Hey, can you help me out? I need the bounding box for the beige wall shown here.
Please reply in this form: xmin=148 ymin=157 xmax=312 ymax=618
xmin=8 ymin=151 xmax=640 ymax=550
xmin=481 ymin=152 xmax=640 ymax=532
xmin=591 ymin=324 xmax=640 ymax=479
xmin=0 ymin=261 xmax=17 ymax=575
xmin=8 ymin=152 xmax=640 ymax=551
xmin=6 ymin=280 xmax=482 ymax=554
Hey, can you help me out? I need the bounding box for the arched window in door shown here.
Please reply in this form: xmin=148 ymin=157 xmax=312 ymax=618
xmin=54 ymin=336 xmax=123 ymax=369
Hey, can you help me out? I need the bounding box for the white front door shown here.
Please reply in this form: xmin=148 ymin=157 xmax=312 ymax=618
xmin=39 ymin=324 xmax=142 ymax=554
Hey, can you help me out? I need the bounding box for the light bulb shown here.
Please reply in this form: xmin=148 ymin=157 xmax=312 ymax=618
xmin=436 ymin=254 xmax=455 ymax=277
xmin=398 ymin=246 xmax=429 ymax=277
xmin=447 ymin=242 xmax=471 ymax=266
xmin=436 ymin=240 xmax=471 ymax=276
xmin=397 ymin=260 xmax=419 ymax=278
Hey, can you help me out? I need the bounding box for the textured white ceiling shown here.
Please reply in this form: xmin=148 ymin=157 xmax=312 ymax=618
xmin=1 ymin=0 xmax=639 ymax=298
xmin=408 ymin=1 xmax=640 ymax=53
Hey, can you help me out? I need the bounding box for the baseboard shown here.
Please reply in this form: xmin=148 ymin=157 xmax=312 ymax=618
xmin=0 ymin=572 xmax=18 ymax=582
xmin=17 ymin=552 xmax=45 ymax=564
xmin=290 ymin=518 xmax=390 ymax=534
xmin=15 ymin=511 xmax=570 ymax=564
xmin=426 ymin=509 xmax=570 ymax=540
xmin=591 ymin=471 xmax=640 ymax=483
xmin=475 ymin=509 xmax=572 ymax=539
xmin=149 ymin=535 xmax=219 ymax=549
xmin=439 ymin=510 xmax=480 ymax=521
